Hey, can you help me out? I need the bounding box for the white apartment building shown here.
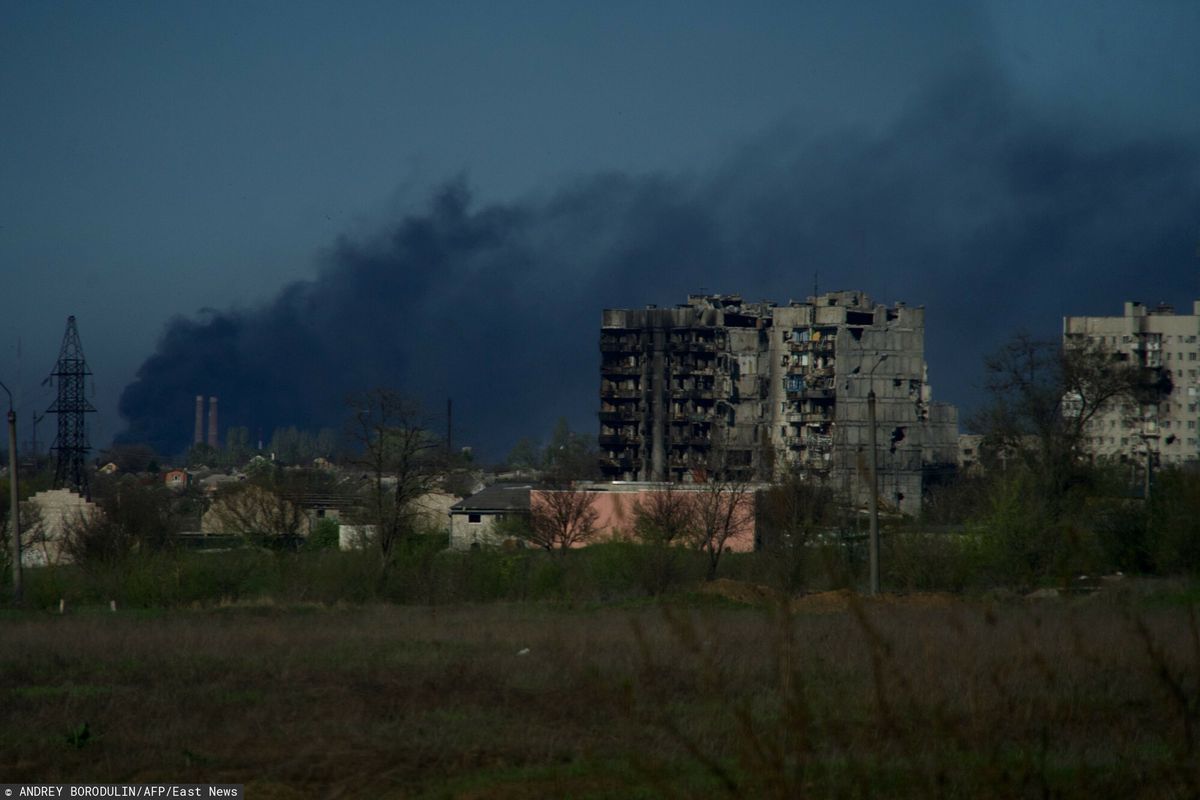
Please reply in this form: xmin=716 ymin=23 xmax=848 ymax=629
xmin=1063 ymin=301 xmax=1200 ymax=466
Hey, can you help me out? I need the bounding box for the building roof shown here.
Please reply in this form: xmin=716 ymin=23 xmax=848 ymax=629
xmin=450 ymin=483 xmax=532 ymax=513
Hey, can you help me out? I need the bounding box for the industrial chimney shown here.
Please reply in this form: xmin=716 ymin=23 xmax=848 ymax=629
xmin=194 ymin=395 xmax=205 ymax=445
xmin=207 ymin=396 xmax=219 ymax=449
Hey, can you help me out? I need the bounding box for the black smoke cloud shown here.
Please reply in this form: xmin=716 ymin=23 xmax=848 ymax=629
xmin=118 ymin=66 xmax=1200 ymax=459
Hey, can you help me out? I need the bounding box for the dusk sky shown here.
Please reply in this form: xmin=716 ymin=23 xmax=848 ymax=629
xmin=2 ymin=1 xmax=1198 ymax=459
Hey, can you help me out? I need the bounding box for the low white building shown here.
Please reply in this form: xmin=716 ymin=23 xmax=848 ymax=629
xmin=21 ymin=489 xmax=103 ymax=566
xmin=448 ymin=484 xmax=532 ymax=550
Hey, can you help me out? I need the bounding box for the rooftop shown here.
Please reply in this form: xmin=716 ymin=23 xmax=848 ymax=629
xmin=450 ymin=483 xmax=533 ymax=513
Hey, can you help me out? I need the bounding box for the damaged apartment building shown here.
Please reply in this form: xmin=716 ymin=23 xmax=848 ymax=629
xmin=1063 ymin=300 xmax=1200 ymax=467
xmin=599 ymin=291 xmax=958 ymax=515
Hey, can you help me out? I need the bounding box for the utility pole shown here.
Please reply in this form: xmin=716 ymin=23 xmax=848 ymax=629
xmin=867 ymin=354 xmax=888 ymax=596
xmin=0 ymin=380 xmax=20 ymax=604
xmin=1141 ymin=433 xmax=1158 ymax=501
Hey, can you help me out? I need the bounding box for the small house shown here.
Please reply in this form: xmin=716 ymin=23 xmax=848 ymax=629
xmin=164 ymin=469 xmax=190 ymax=490
xmin=448 ymin=483 xmax=532 ymax=550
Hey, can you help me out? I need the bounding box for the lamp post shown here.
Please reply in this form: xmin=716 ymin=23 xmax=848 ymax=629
xmin=0 ymin=380 xmax=19 ymax=604
xmin=866 ymin=354 xmax=888 ymax=596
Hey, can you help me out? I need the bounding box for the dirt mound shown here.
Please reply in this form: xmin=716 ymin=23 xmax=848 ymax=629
xmin=698 ymin=578 xmax=786 ymax=606
xmin=700 ymin=581 xmax=963 ymax=613
xmin=790 ymin=589 xmax=857 ymax=613
xmin=789 ymin=589 xmax=961 ymax=613
xmin=884 ymin=591 xmax=961 ymax=608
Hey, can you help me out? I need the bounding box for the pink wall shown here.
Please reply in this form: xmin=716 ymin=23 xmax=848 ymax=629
xmin=530 ymin=487 xmax=757 ymax=552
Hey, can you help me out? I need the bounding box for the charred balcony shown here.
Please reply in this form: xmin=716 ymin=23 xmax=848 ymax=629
xmin=599 ymin=407 xmax=640 ymax=423
xmin=601 ymin=360 xmax=643 ymax=377
xmin=600 ymin=335 xmax=641 ymax=353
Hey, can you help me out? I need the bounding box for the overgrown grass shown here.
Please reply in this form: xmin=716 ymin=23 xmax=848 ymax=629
xmin=1 ymin=594 xmax=1196 ymax=797
xmin=11 ymin=541 xmax=742 ymax=611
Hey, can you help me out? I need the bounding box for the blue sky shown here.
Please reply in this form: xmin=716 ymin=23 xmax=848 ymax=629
xmin=2 ymin=1 xmax=1198 ymax=457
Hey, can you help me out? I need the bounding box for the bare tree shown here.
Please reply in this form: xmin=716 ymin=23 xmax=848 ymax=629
xmin=63 ymin=476 xmax=175 ymax=562
xmin=756 ymin=472 xmax=835 ymax=592
xmin=973 ymin=332 xmax=1153 ymax=494
xmin=633 ymin=484 xmax=695 ymax=547
xmin=689 ymin=478 xmax=754 ymax=581
xmin=346 ymin=389 xmax=444 ymax=565
xmin=527 ymin=486 xmax=599 ymax=554
xmin=632 ymin=483 xmax=697 ymax=593
xmin=207 ymin=482 xmax=308 ymax=549
xmin=1 ymin=501 xmax=43 ymax=571
xmin=676 ymin=439 xmax=757 ymax=581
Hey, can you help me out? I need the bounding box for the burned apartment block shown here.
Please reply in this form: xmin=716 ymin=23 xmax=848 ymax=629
xmin=1064 ymin=300 xmax=1200 ymax=467
xmin=598 ymin=291 xmax=958 ymax=515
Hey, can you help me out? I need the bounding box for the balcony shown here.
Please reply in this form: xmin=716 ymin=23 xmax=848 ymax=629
xmin=601 ymin=363 xmax=642 ymax=376
xmin=599 ymin=408 xmax=639 ymax=423
xmin=600 ymin=339 xmax=640 ymax=353
xmin=670 ymin=435 xmax=712 ymax=448
xmin=671 ymin=364 xmax=716 ymax=376
xmin=670 ymin=339 xmax=718 ymax=354
xmin=790 ymin=338 xmax=835 ymax=353
xmin=600 ymin=385 xmax=642 ymax=400
xmin=599 ymin=433 xmax=636 ymax=447
xmin=671 ymin=387 xmax=715 ymax=400
xmin=598 ymin=455 xmax=635 ymax=472
xmin=786 ymin=410 xmax=833 ymax=424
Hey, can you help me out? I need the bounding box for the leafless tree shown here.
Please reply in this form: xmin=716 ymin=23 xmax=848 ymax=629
xmin=684 ymin=443 xmax=757 ymax=581
xmin=207 ymin=482 xmax=308 ymax=549
xmin=527 ymin=486 xmax=599 ymax=554
xmin=756 ymin=471 xmax=836 ymax=592
xmin=346 ymin=389 xmax=444 ymax=565
xmin=53 ymin=476 xmax=177 ymax=565
xmin=632 ymin=484 xmax=696 ymax=547
xmin=632 ymin=483 xmax=697 ymax=593
xmin=973 ymin=332 xmax=1154 ymax=495
xmin=1 ymin=501 xmax=43 ymax=571
xmin=689 ymin=478 xmax=754 ymax=581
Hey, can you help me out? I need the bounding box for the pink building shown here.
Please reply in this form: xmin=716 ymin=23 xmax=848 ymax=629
xmin=529 ymin=483 xmax=759 ymax=552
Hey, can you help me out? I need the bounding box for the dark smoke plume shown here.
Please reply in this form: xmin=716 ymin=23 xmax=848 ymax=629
xmin=118 ymin=66 xmax=1200 ymax=459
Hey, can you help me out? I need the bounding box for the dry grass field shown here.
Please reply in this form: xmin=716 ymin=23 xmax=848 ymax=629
xmin=1 ymin=588 xmax=1197 ymax=798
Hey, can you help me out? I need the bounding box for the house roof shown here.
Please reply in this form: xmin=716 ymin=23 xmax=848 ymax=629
xmin=450 ymin=483 xmax=532 ymax=513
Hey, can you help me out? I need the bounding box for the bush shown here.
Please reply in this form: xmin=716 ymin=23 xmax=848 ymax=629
xmin=1147 ymin=468 xmax=1200 ymax=575
xmin=883 ymin=529 xmax=982 ymax=593
xmin=305 ymin=517 xmax=340 ymax=551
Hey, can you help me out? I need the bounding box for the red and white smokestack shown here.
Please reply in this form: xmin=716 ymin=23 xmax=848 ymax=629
xmin=207 ymin=396 xmax=219 ymax=449
xmin=194 ymin=395 xmax=205 ymax=445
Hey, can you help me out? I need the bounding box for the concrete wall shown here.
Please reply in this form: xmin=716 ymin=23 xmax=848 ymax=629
xmin=532 ymin=485 xmax=758 ymax=552
xmin=22 ymin=489 xmax=103 ymax=567
xmin=449 ymin=511 xmax=521 ymax=550
xmin=338 ymin=524 xmax=377 ymax=550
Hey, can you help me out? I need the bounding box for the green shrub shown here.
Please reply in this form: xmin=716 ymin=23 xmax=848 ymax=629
xmin=305 ymin=517 xmax=340 ymax=551
xmin=1147 ymin=468 xmax=1200 ymax=575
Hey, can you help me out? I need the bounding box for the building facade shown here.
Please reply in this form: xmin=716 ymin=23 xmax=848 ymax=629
xmin=599 ymin=291 xmax=958 ymax=515
xmin=447 ymin=482 xmax=759 ymax=552
xmin=448 ymin=483 xmax=534 ymax=550
xmin=1064 ymin=300 xmax=1200 ymax=467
